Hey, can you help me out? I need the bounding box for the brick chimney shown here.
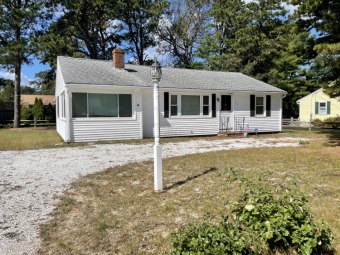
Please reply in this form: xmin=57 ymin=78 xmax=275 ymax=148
xmin=112 ymin=48 xmax=125 ymax=69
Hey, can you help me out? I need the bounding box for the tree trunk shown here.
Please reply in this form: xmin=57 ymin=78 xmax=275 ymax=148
xmin=13 ymin=0 xmax=22 ymax=128
xmin=13 ymin=59 xmax=21 ymax=128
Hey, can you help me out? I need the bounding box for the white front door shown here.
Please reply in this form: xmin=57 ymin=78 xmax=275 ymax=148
xmin=219 ymin=95 xmax=233 ymax=132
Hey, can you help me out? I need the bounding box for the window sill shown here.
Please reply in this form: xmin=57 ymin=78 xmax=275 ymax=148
xmin=169 ymin=116 xmax=213 ymax=119
xmin=71 ymin=117 xmax=137 ymax=121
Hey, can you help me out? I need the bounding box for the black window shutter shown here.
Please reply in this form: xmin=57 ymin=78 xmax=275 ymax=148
xmin=212 ymin=94 xmax=216 ymax=117
xmin=250 ymin=95 xmax=255 ymax=117
xmin=164 ymin=92 xmax=169 ymax=118
xmin=266 ymin=95 xmax=271 ymax=117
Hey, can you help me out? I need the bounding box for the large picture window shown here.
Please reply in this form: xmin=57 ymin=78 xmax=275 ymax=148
xmin=89 ymin=94 xmax=117 ymax=117
xmin=72 ymin=93 xmax=132 ymax=118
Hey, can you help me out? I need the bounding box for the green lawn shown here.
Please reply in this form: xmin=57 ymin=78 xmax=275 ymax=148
xmin=0 ymin=127 xmax=64 ymax=150
xmin=37 ymin=130 xmax=340 ymax=255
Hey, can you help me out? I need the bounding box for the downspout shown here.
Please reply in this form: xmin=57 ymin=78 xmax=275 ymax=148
xmin=281 ymin=93 xmax=286 ymax=132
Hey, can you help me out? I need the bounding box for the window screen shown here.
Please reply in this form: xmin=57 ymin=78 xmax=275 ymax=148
xmin=72 ymin=93 xmax=87 ymax=118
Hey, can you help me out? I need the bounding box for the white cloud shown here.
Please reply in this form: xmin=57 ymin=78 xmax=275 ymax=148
xmin=242 ymin=0 xmax=298 ymax=15
xmin=0 ymin=71 xmax=32 ymax=86
xmin=281 ymin=2 xmax=298 ymax=15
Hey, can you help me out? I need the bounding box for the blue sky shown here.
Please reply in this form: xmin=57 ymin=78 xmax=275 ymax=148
xmin=0 ymin=59 xmax=49 ymax=86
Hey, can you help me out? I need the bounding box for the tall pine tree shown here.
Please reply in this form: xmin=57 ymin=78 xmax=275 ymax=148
xmin=0 ymin=0 xmax=49 ymax=127
xmin=292 ymin=0 xmax=340 ymax=97
xmin=118 ymin=0 xmax=167 ymax=65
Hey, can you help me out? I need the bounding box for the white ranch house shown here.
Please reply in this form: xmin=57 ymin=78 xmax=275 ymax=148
xmin=56 ymin=49 xmax=287 ymax=142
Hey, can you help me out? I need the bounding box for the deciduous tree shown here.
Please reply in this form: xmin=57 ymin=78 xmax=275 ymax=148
xmin=156 ymin=0 xmax=211 ymax=67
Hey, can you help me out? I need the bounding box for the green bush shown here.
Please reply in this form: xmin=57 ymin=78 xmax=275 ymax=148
xmin=171 ymin=169 xmax=334 ymax=255
xmin=44 ymin=103 xmax=55 ymax=121
xmin=32 ymin=97 xmax=44 ymax=120
xmin=324 ymin=116 xmax=340 ymax=128
xmin=312 ymin=118 xmax=323 ymax=128
xmin=313 ymin=116 xmax=340 ymax=128
xmin=21 ymin=106 xmax=33 ymax=120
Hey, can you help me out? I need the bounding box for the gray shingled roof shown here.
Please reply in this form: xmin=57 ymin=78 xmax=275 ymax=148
xmin=58 ymin=56 xmax=286 ymax=93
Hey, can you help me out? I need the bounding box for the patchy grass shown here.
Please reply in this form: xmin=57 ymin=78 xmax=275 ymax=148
xmin=0 ymin=127 xmax=64 ymax=151
xmin=39 ymin=132 xmax=340 ymax=255
xmin=1 ymin=126 xmax=338 ymax=151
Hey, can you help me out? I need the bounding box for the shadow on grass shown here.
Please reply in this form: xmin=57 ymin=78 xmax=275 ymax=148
xmin=315 ymin=129 xmax=340 ymax=147
xmin=164 ymin=167 xmax=218 ymax=191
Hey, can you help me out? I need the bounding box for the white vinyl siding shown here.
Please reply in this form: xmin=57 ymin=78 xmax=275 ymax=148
xmin=143 ymin=90 xmax=219 ymax=138
xmin=71 ymin=114 xmax=142 ymax=142
xmin=142 ymin=90 xmax=154 ymax=138
xmin=234 ymin=93 xmax=282 ymax=132
xmin=160 ymin=92 xmax=218 ymax=137
xmin=55 ymin=60 xmax=68 ymax=141
xmin=68 ymin=89 xmax=142 ymax=142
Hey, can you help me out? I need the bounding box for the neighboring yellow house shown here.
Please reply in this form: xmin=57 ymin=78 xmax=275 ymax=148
xmin=297 ymin=88 xmax=340 ymax=122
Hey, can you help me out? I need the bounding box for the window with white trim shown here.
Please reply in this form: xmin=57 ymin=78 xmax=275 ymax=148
xmin=203 ymin=96 xmax=209 ymax=115
xmin=169 ymin=94 xmax=211 ymax=117
xmin=171 ymin=95 xmax=178 ymax=116
xmin=318 ymin=102 xmax=327 ymax=115
xmin=72 ymin=93 xmax=132 ymax=118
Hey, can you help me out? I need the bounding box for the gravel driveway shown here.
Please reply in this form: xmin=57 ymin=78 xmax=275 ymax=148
xmin=0 ymin=137 xmax=303 ymax=255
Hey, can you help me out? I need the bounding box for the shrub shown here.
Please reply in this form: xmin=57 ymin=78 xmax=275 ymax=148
xmin=171 ymin=169 xmax=334 ymax=255
xmin=312 ymin=118 xmax=323 ymax=128
xmin=324 ymin=116 xmax=340 ymax=128
xmin=21 ymin=106 xmax=33 ymax=120
xmin=44 ymin=103 xmax=55 ymax=121
xmin=32 ymin=97 xmax=44 ymax=120
xmin=313 ymin=116 xmax=340 ymax=129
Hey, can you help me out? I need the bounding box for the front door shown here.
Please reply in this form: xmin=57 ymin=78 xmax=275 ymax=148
xmin=219 ymin=95 xmax=233 ymax=132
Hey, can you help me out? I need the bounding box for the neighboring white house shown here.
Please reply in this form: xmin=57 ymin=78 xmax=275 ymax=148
xmin=56 ymin=49 xmax=287 ymax=142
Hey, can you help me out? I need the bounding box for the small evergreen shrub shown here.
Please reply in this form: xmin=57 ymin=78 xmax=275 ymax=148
xmin=312 ymin=118 xmax=323 ymax=128
xmin=324 ymin=116 xmax=340 ymax=128
xmin=32 ymin=98 xmax=44 ymax=120
xmin=171 ymin=169 xmax=333 ymax=255
xmin=313 ymin=116 xmax=340 ymax=129
xmin=21 ymin=106 xmax=33 ymax=120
